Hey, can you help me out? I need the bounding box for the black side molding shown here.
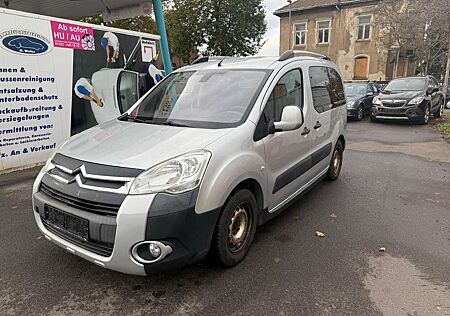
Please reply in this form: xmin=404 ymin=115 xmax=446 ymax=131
xmin=273 ymin=142 xmax=332 ymax=194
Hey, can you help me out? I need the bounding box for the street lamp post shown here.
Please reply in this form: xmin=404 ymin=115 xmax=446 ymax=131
xmin=287 ymin=0 xmax=292 ymax=50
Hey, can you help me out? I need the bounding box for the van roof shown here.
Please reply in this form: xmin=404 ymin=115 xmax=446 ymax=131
xmin=178 ymin=51 xmax=336 ymax=72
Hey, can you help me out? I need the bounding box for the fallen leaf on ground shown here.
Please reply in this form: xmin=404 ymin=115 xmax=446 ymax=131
xmin=274 ymin=257 xmax=281 ymax=263
xmin=379 ymin=247 xmax=386 ymax=252
xmin=11 ymin=206 xmax=18 ymax=209
xmin=293 ymin=215 xmax=300 ymax=220
xmin=330 ymin=213 xmax=337 ymax=218
xmin=315 ymin=231 xmax=325 ymax=237
xmin=36 ymin=236 xmax=42 ymax=240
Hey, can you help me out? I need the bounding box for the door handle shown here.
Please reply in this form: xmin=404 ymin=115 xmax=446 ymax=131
xmin=314 ymin=121 xmax=322 ymax=129
xmin=301 ymin=127 xmax=310 ymax=136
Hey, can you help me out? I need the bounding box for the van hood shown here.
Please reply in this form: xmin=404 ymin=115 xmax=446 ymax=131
xmin=379 ymin=90 xmax=423 ymax=100
xmin=59 ymin=120 xmax=232 ymax=170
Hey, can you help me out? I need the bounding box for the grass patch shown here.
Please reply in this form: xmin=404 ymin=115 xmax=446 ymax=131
xmin=436 ymin=113 xmax=450 ymax=140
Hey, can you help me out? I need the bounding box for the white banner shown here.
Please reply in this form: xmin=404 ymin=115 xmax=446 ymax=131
xmin=0 ymin=13 xmax=73 ymax=171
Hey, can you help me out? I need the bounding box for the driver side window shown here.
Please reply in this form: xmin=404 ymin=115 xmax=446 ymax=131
xmin=263 ymin=69 xmax=303 ymax=123
xmin=254 ymin=69 xmax=303 ymax=142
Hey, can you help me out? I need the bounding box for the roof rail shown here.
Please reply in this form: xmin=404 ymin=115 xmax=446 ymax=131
xmin=191 ymin=56 xmax=229 ymax=65
xmin=279 ymin=50 xmax=330 ymax=61
xmin=191 ymin=56 xmax=210 ymax=65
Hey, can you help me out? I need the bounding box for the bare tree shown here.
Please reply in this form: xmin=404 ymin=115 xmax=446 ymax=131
xmin=375 ymin=0 xmax=450 ymax=79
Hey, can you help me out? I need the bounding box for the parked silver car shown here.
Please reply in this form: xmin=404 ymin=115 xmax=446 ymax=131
xmin=32 ymin=51 xmax=347 ymax=275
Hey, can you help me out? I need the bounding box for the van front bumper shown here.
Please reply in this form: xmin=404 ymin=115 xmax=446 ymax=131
xmin=33 ymin=187 xmax=220 ymax=276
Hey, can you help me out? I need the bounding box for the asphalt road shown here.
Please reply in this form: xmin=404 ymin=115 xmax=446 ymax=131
xmin=1 ymin=119 xmax=449 ymax=316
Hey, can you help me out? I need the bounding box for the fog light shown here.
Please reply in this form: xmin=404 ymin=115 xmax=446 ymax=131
xmin=149 ymin=243 xmax=161 ymax=258
xmin=131 ymin=241 xmax=173 ymax=264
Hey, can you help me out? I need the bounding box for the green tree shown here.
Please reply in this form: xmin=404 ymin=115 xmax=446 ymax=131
xmin=164 ymin=0 xmax=205 ymax=63
xmin=80 ymin=16 xmax=157 ymax=34
xmin=203 ymin=0 xmax=267 ymax=56
xmin=80 ymin=0 xmax=267 ymax=63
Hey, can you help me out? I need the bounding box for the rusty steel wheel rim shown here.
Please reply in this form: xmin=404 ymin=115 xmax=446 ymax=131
xmin=332 ymin=148 xmax=342 ymax=177
xmin=228 ymin=203 xmax=251 ymax=253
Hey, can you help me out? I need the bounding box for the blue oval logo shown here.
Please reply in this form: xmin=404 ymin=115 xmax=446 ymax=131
xmin=2 ymin=35 xmax=49 ymax=55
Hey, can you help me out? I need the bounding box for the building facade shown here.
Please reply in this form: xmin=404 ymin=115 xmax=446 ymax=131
xmin=274 ymin=0 xmax=415 ymax=81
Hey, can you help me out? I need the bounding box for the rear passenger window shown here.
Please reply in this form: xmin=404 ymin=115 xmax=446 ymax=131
xmin=310 ymin=66 xmax=332 ymax=113
xmin=310 ymin=66 xmax=345 ymax=113
xmin=327 ymin=68 xmax=346 ymax=106
xmin=263 ymin=69 xmax=303 ymax=122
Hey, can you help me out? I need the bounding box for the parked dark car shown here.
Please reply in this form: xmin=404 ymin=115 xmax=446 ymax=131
xmin=344 ymin=82 xmax=380 ymax=121
xmin=370 ymin=76 xmax=444 ymax=124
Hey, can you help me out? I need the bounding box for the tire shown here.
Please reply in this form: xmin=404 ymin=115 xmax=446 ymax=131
xmin=356 ymin=105 xmax=363 ymax=121
xmin=210 ymin=189 xmax=257 ymax=267
xmin=370 ymin=115 xmax=377 ymax=123
xmin=434 ymin=99 xmax=444 ymax=118
xmin=326 ymin=140 xmax=343 ymax=181
xmin=419 ymin=104 xmax=431 ymax=125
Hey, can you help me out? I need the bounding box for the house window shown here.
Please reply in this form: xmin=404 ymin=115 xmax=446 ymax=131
xmin=317 ymin=20 xmax=331 ymax=44
xmin=294 ymin=23 xmax=307 ymax=46
xmin=357 ymin=15 xmax=371 ymax=40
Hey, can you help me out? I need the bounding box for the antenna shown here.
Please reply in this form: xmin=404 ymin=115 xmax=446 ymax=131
xmin=217 ymin=57 xmax=226 ymax=67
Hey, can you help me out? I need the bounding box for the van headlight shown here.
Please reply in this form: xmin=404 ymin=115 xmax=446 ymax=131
xmin=129 ymin=150 xmax=212 ymax=195
xmin=373 ymin=96 xmax=382 ymax=105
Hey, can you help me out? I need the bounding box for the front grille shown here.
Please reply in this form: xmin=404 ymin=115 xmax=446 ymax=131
xmin=40 ymin=183 xmax=120 ymax=217
xmin=379 ymin=108 xmax=406 ymax=114
xmin=42 ymin=219 xmax=114 ymax=257
xmin=382 ymin=101 xmax=406 ymax=108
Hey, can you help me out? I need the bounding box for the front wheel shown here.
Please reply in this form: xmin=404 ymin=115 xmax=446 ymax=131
xmin=210 ymin=189 xmax=257 ymax=267
xmin=419 ymin=105 xmax=431 ymax=125
xmin=356 ymin=106 xmax=363 ymax=121
xmin=326 ymin=141 xmax=343 ymax=181
xmin=434 ymin=100 xmax=444 ymax=118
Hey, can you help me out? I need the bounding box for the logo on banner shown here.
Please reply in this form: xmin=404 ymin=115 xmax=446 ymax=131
xmin=0 ymin=29 xmax=52 ymax=55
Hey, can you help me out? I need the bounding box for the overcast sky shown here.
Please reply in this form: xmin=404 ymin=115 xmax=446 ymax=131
xmin=258 ymin=0 xmax=285 ymax=56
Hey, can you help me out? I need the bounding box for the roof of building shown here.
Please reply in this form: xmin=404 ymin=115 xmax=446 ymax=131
xmin=274 ymin=0 xmax=378 ymax=16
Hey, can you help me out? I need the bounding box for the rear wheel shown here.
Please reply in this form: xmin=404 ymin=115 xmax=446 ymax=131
xmin=210 ymin=189 xmax=257 ymax=267
xmin=326 ymin=141 xmax=343 ymax=181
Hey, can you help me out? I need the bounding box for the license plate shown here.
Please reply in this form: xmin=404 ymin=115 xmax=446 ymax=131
xmin=381 ymin=108 xmax=402 ymax=113
xmin=44 ymin=205 xmax=89 ymax=240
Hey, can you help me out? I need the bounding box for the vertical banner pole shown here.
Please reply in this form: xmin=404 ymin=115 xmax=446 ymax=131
xmin=152 ymin=0 xmax=173 ymax=74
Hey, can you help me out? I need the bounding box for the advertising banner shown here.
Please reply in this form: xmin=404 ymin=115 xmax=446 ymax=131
xmin=50 ymin=21 xmax=95 ymax=51
xmin=0 ymin=9 xmax=162 ymax=172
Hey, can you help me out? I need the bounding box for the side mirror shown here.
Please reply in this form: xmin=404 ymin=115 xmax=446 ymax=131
xmin=273 ymin=106 xmax=304 ymax=132
xmin=427 ymin=87 xmax=439 ymax=95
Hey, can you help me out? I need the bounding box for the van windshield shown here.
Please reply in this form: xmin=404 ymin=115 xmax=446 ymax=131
xmin=128 ymin=69 xmax=270 ymax=128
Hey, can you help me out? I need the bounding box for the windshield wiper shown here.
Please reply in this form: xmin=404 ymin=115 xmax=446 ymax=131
xmin=120 ymin=115 xmax=191 ymax=127
xmin=121 ymin=114 xmax=160 ymax=124
xmin=159 ymin=120 xmax=191 ymax=127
